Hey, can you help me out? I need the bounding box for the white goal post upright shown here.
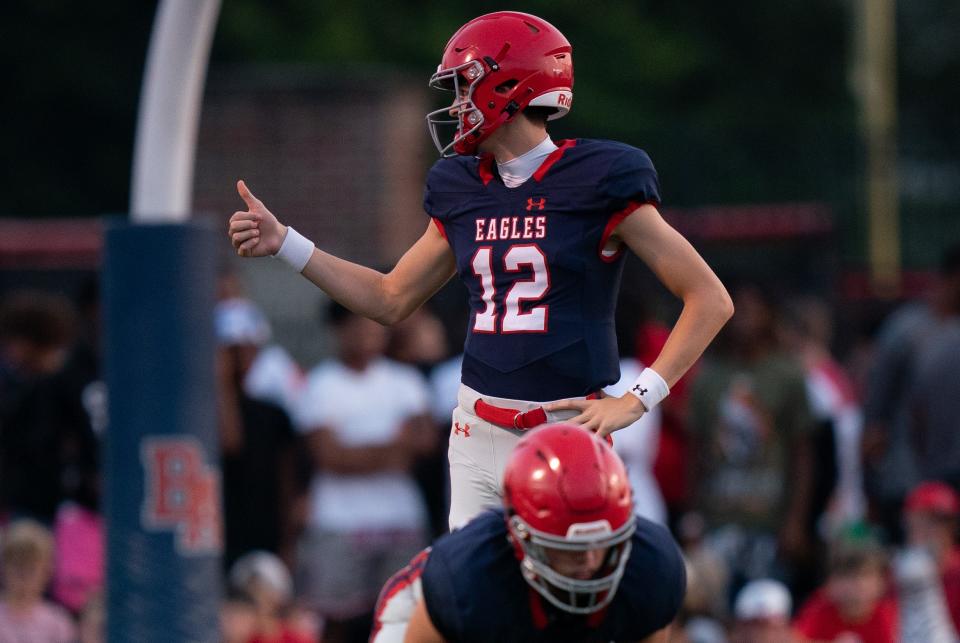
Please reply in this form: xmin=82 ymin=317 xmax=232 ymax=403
xmin=130 ymin=0 xmax=221 ymax=222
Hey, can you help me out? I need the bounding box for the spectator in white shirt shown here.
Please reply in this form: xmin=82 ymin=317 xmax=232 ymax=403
xmin=293 ymin=301 xmax=435 ymax=643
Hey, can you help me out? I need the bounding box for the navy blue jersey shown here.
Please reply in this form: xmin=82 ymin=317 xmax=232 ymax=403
xmin=419 ymin=510 xmax=686 ymax=643
xmin=424 ymin=139 xmax=661 ymax=401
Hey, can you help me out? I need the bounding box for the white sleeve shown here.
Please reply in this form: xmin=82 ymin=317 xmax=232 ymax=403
xmin=243 ymin=345 xmax=304 ymax=415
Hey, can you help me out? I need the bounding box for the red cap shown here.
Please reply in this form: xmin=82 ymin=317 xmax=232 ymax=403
xmin=906 ymin=481 xmax=960 ymax=517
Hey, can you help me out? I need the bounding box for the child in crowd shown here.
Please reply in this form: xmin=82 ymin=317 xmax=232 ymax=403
xmin=0 ymin=519 xmax=77 ymax=643
xmin=229 ymin=550 xmax=318 ymax=643
xmin=729 ymin=579 xmax=795 ymax=643
xmin=894 ymin=481 xmax=960 ymax=641
xmin=793 ymin=532 xmax=897 ymax=643
xmin=222 ymin=588 xmax=259 ymax=643
xmin=903 ymin=481 xmax=960 ymax=631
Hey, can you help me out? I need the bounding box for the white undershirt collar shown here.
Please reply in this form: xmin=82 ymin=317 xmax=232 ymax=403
xmin=496 ymin=136 xmax=558 ymax=188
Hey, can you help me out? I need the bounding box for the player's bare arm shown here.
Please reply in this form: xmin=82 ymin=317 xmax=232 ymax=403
xmin=616 ymin=204 xmax=733 ymax=383
xmin=403 ymin=598 xmax=444 ymax=643
xmin=546 ymin=203 xmax=733 ymax=437
xmin=228 ymin=179 xmax=457 ymax=325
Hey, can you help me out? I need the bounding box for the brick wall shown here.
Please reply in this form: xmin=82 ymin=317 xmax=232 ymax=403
xmin=193 ymin=65 xmax=431 ymax=366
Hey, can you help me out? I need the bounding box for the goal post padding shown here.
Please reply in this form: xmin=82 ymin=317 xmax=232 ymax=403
xmin=103 ymin=221 xmax=222 ymax=642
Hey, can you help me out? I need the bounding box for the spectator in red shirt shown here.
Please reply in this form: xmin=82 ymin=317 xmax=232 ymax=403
xmin=794 ymin=533 xmax=897 ymax=643
xmin=903 ymin=480 xmax=960 ymax=633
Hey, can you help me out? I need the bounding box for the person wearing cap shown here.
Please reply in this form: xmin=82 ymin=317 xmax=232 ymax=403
xmin=730 ymin=579 xmax=795 ymax=643
xmin=215 ymin=298 xmax=304 ymax=570
xmin=228 ymin=551 xmax=317 ymax=643
xmin=903 ymin=480 xmax=960 ymax=634
xmin=793 ymin=531 xmax=897 ymax=643
xmin=214 ymin=296 xmax=305 ymax=416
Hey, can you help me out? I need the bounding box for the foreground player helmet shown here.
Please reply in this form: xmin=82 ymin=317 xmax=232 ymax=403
xmin=426 ymin=11 xmax=574 ymax=157
xmin=503 ymin=424 xmax=635 ymax=614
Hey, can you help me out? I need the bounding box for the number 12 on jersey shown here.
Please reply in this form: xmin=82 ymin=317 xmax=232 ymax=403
xmin=471 ymin=244 xmax=550 ymax=334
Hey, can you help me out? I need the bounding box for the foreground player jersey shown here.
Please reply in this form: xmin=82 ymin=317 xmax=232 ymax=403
xmin=419 ymin=510 xmax=686 ymax=643
xmin=424 ymin=139 xmax=661 ymax=401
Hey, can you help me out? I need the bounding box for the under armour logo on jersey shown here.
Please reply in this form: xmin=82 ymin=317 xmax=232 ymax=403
xmin=632 ymin=385 xmax=648 ymax=396
xmin=454 ymin=422 xmax=471 ymax=437
xmin=526 ymin=197 xmax=547 ymax=211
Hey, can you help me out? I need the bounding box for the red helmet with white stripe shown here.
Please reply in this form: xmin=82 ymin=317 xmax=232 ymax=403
xmin=503 ymin=424 xmax=635 ymax=614
xmin=426 ymin=11 xmax=574 ymax=157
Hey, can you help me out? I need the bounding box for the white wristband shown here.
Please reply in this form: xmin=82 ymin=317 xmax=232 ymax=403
xmin=628 ymin=367 xmax=670 ymax=411
xmin=273 ymin=226 xmax=314 ymax=273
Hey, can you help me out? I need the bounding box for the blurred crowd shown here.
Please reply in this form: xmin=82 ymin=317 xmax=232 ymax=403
xmin=2 ymin=242 xmax=960 ymax=642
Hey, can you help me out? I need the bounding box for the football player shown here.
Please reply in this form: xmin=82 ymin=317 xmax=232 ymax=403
xmin=228 ymin=11 xmax=733 ymax=528
xmin=370 ymin=424 xmax=686 ymax=643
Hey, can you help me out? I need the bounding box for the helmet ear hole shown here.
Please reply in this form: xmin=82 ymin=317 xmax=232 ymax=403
xmin=495 ymin=80 xmax=519 ymax=95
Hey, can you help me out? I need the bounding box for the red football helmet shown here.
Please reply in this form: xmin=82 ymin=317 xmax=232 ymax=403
xmin=503 ymin=424 xmax=635 ymax=614
xmin=426 ymin=11 xmax=574 ymax=157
